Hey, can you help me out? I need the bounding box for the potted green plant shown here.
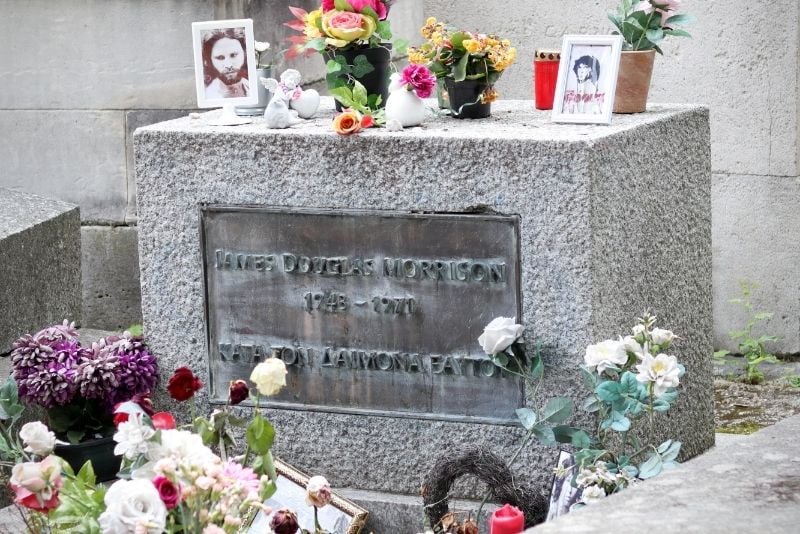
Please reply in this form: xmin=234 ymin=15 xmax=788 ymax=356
xmin=8 ymin=321 xmax=159 ymax=481
xmin=408 ymin=17 xmax=517 ymax=118
xmin=608 ymin=0 xmax=693 ymax=113
xmin=286 ymin=0 xmax=404 ymax=113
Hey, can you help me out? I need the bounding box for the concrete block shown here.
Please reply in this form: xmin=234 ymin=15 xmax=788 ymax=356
xmin=712 ymin=174 xmax=800 ymax=354
xmin=528 ymin=414 xmax=800 ymax=533
xmin=81 ymin=225 xmax=142 ymax=332
xmin=0 ymin=0 xmax=211 ymax=110
xmin=126 ymin=110 xmax=195 ymax=223
xmin=0 ymin=189 xmax=81 ymax=353
xmin=134 ymin=101 xmax=713 ymax=511
xmin=0 ymin=110 xmax=127 ymax=223
xmin=421 ymin=0 xmax=799 ymax=177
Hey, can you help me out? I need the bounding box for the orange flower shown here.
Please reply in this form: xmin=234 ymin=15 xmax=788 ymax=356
xmin=332 ymin=110 xmax=363 ymax=135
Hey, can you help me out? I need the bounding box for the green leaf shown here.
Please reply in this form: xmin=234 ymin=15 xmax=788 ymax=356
xmin=580 ymin=366 xmax=598 ymax=389
xmin=638 ymin=453 xmax=663 ymax=479
xmin=453 ymin=53 xmax=469 ymax=82
xmin=529 ymin=355 xmax=544 ymax=379
xmin=608 ymin=13 xmax=623 ymax=33
xmin=619 ymin=371 xmax=639 ymax=395
xmin=334 ymin=0 xmax=354 ymax=12
xmin=493 ymin=353 xmax=509 ymax=367
xmin=664 ymin=13 xmax=695 ymax=26
xmin=305 ymin=37 xmax=327 ymax=52
xmin=542 ymin=397 xmax=573 ymax=424
xmin=126 ymin=324 xmax=144 ymax=336
xmin=663 ymin=28 xmax=691 ymax=38
xmin=246 ymin=415 xmax=275 ymax=455
xmin=67 ymin=429 xmax=86 ymax=444
xmin=77 ymin=460 xmax=97 ymax=485
xmin=352 ymin=80 xmax=368 ymax=107
xmin=516 ymin=408 xmax=537 ymax=430
xmin=330 ymin=87 xmax=356 ymax=109
xmin=352 ymin=54 xmax=375 ymax=78
xmin=531 ymin=424 xmax=556 ymax=446
xmin=646 ymin=28 xmax=664 ymax=43
xmin=326 ymin=59 xmax=343 ymax=74
xmin=658 ymin=440 xmax=682 ymax=462
xmin=611 ymin=414 xmax=631 ymax=432
xmin=376 ymin=20 xmax=392 ymax=40
xmin=595 ymin=381 xmax=622 ymax=402
xmin=393 ymin=38 xmax=409 ymax=55
xmin=261 ymin=480 xmax=277 ymax=500
xmin=553 ymin=426 xmax=592 ymax=448
xmin=582 ymin=396 xmax=602 ymax=413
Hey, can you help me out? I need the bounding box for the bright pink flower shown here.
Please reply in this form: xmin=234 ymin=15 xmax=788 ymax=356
xmin=322 ymin=0 xmax=388 ymax=20
xmin=153 ymin=475 xmax=182 ymax=509
xmin=400 ymin=64 xmax=436 ymax=98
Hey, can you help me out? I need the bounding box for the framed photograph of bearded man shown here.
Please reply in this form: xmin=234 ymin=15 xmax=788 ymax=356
xmin=192 ymin=19 xmax=258 ymax=108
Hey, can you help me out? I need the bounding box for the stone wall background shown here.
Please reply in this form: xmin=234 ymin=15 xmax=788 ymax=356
xmin=0 ymin=0 xmax=797 ymax=353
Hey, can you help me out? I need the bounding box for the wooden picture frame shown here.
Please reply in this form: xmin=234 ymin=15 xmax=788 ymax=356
xmin=244 ymin=459 xmax=368 ymax=534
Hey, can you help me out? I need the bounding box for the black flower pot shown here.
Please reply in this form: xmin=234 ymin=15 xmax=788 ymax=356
xmin=444 ymin=78 xmax=492 ymax=119
xmin=55 ymin=436 xmax=120 ymax=482
xmin=325 ymin=44 xmax=392 ymax=111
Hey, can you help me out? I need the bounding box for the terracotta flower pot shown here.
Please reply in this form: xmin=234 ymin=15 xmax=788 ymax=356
xmin=613 ymin=49 xmax=656 ymax=114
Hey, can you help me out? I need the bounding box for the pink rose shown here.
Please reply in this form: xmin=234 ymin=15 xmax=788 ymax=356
xmin=328 ymin=11 xmax=364 ymax=30
xmin=322 ymin=0 xmax=388 ymax=20
xmin=10 ymin=456 xmax=63 ymax=511
xmin=153 ymin=475 xmax=182 ymax=509
xmin=400 ymin=64 xmax=436 ymax=98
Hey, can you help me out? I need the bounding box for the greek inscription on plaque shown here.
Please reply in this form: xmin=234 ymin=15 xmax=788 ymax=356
xmin=201 ymin=207 xmax=523 ymax=423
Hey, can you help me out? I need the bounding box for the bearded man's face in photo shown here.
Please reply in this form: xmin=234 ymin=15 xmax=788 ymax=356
xmin=210 ymin=37 xmax=245 ymax=84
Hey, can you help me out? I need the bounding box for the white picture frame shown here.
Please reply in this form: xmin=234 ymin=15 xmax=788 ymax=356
xmin=191 ymin=19 xmax=258 ymax=109
xmin=551 ymin=35 xmax=623 ymax=125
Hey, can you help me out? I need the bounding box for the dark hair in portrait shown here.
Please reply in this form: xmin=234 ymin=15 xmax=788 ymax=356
xmin=202 ymin=27 xmax=248 ymax=88
xmin=572 ymin=55 xmax=600 ymax=82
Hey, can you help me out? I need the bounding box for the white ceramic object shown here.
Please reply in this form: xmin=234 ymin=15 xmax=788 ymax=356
xmin=264 ymin=99 xmax=301 ymax=129
xmin=291 ymin=88 xmax=320 ymax=119
xmin=385 ymin=73 xmax=425 ymax=127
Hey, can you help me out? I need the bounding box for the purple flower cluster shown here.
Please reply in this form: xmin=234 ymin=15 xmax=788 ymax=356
xmin=10 ymin=322 xmax=159 ymax=410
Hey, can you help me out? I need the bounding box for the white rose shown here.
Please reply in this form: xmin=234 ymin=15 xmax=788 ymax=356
xmin=650 ymin=328 xmax=675 ymax=348
xmin=621 ymin=335 xmax=645 ymax=360
xmin=584 ymin=339 xmax=628 ymax=374
xmin=635 ymin=353 xmax=680 ymax=397
xmin=580 ymin=484 xmax=607 ymax=504
xmin=477 ymin=317 xmax=524 ymax=355
xmin=631 ymin=324 xmax=646 ymax=337
xmin=250 ymin=358 xmax=288 ymax=396
xmin=306 ymin=475 xmax=332 ymax=508
xmin=113 ymin=415 xmax=156 ymax=459
xmin=19 ymin=422 xmax=57 ymax=456
xmin=254 ymin=40 xmax=270 ymax=52
xmin=99 ymin=479 xmax=167 ymax=534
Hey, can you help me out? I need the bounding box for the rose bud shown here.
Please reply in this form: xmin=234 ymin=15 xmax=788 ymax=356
xmin=305 ymin=475 xmax=332 ymax=508
xmin=151 ymin=412 xmax=177 ymax=430
xmin=167 ymin=367 xmax=203 ymax=401
xmin=228 ymin=379 xmax=250 ymax=405
xmin=270 ymin=508 xmax=300 ymax=534
xmin=152 ymin=475 xmax=182 ymax=510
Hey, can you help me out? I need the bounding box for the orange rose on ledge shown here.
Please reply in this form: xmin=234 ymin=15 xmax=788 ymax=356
xmin=332 ymin=109 xmax=374 ymax=135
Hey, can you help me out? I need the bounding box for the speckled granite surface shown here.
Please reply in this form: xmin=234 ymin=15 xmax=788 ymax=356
xmin=0 ymin=188 xmax=81 ymax=353
xmin=133 ymin=101 xmax=712 ymax=518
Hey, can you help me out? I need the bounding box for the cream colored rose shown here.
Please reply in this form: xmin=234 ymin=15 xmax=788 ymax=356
xmin=306 ymin=475 xmax=332 ymax=508
xmin=19 ymin=421 xmax=57 ymax=456
xmin=250 ymin=358 xmax=288 ymax=396
xmin=584 ymin=339 xmax=628 ymax=374
xmin=321 ymin=10 xmax=376 ymax=47
xmin=478 ymin=317 xmax=524 ymax=355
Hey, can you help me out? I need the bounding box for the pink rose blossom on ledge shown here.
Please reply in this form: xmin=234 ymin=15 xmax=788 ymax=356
xmin=400 ymin=64 xmax=436 ymax=98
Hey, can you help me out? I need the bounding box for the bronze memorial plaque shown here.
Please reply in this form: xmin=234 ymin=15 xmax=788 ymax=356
xmin=200 ymin=207 xmax=523 ymax=423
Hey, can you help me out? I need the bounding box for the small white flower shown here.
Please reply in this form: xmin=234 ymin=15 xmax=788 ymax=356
xmin=584 ymin=339 xmax=628 ymax=374
xmin=478 ymin=317 xmax=524 ymax=355
xmin=113 ymin=415 xmax=156 ymax=459
xmin=635 ymin=353 xmax=681 ymax=397
xmin=621 ymin=335 xmax=645 ymax=360
xmin=250 ymin=358 xmax=288 ymax=396
xmin=254 ymin=41 xmax=270 ymax=52
xmin=575 ymin=467 xmax=597 ymax=487
xmin=99 ymin=479 xmax=167 ymax=534
xmin=651 ymin=327 xmax=676 ymax=347
xmin=580 ymin=484 xmax=607 ymax=504
xmin=632 ymin=324 xmax=647 ymax=336
xmin=19 ymin=421 xmax=57 ymax=456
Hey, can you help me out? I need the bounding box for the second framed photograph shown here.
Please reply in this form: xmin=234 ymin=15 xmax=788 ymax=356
xmin=552 ymin=35 xmax=623 ymax=125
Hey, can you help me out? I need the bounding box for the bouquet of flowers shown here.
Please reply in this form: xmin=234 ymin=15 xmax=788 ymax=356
xmin=609 ymin=0 xmax=693 ymax=52
xmin=8 ymin=321 xmax=158 ymax=443
xmin=408 ymin=17 xmax=517 ymax=104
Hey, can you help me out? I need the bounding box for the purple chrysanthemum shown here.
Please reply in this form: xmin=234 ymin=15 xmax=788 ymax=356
xmin=92 ymin=333 xmax=159 ymax=405
xmin=22 ymin=358 xmax=79 ymax=407
xmin=77 ymin=350 xmax=120 ymax=401
xmin=33 ymin=319 xmax=79 ymax=344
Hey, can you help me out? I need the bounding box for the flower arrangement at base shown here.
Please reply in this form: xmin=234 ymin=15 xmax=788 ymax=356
xmin=608 ymin=0 xmax=693 ymax=53
xmin=8 ymin=321 xmax=159 ymax=444
xmin=286 ymin=0 xmax=406 ymax=115
xmin=476 ymin=313 xmax=684 ymax=520
xmin=408 ymin=17 xmax=516 ymax=118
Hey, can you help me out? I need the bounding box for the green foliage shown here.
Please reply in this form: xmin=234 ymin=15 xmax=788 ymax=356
xmin=788 ymin=375 xmax=800 ymax=389
xmin=329 ymin=80 xmax=385 ymax=123
xmin=48 ymin=459 xmax=105 ymax=533
xmin=608 ymin=0 xmax=694 ymax=52
xmin=126 ymin=323 xmax=144 ymax=336
xmin=48 ymin=399 xmax=113 ymax=443
xmin=714 ymin=281 xmax=779 ymax=384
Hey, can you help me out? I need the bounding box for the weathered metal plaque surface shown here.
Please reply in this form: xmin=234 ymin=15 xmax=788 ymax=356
xmin=201 ymin=207 xmax=523 ymax=423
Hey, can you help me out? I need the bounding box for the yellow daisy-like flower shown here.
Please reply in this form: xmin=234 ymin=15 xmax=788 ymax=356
xmin=463 ymin=39 xmax=481 ymax=54
xmin=431 ymin=31 xmax=445 ymax=46
xmin=490 ymin=46 xmax=517 ymax=72
xmin=421 ymin=17 xmax=439 ymax=39
xmin=407 ymin=47 xmax=428 ymax=65
xmin=425 ymin=16 xmax=437 ymax=26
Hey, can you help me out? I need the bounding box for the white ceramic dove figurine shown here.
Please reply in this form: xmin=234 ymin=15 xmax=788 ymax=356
xmin=385 ymin=73 xmax=426 ymax=128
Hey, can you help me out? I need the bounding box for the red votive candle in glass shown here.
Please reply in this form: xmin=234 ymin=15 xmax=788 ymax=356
xmin=534 ymin=49 xmax=561 ymax=110
xmin=489 ymin=503 xmax=524 ymax=534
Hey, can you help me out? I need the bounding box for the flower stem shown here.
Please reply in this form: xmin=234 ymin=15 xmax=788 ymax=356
xmin=634 ymin=10 xmax=656 ymax=50
xmin=476 ymin=426 xmax=535 ymax=520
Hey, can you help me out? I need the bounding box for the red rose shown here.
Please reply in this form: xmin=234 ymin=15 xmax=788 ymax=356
xmin=228 ymin=379 xmax=250 ymax=406
xmin=152 ymin=475 xmax=182 ymax=509
xmin=167 ymin=367 xmax=202 ymax=401
xmin=113 ymin=411 xmax=129 ymax=426
xmin=151 ymin=412 xmax=176 ymax=430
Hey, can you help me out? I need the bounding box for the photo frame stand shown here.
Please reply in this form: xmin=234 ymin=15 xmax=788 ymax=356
xmin=209 ymin=103 xmax=253 ymax=126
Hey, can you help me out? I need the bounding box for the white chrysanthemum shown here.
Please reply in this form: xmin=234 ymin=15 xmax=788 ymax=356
xmin=113 ymin=415 xmax=156 ymax=459
xmin=584 ymin=339 xmax=628 ymax=374
xmin=635 ymin=353 xmax=681 ymax=397
xmin=580 ymin=484 xmax=607 ymax=504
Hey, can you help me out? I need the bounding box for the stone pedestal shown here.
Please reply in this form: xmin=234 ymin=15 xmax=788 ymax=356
xmin=0 ymin=189 xmax=81 ymax=354
xmin=134 ymin=100 xmax=712 ymax=532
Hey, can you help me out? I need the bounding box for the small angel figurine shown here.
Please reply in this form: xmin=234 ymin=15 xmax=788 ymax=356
xmin=260 ymin=69 xmax=320 ymax=128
